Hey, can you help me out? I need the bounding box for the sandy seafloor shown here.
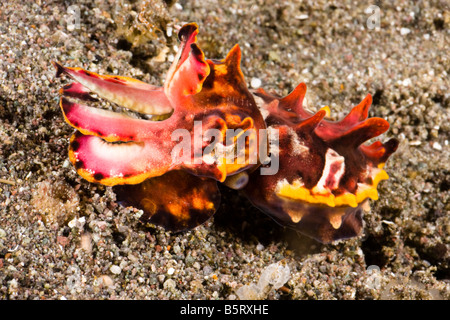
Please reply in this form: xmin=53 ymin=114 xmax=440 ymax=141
xmin=0 ymin=0 xmax=448 ymax=300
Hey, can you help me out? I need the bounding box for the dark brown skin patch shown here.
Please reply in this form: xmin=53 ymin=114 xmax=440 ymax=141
xmin=52 ymin=61 xmax=65 ymax=78
xmin=190 ymin=43 xmax=204 ymax=60
xmin=70 ymin=140 xmax=80 ymax=152
xmin=62 ymin=83 xmax=98 ymax=101
xmin=71 ymin=121 xmax=80 ymax=129
xmin=103 ymin=76 xmax=128 ymax=84
xmin=113 ymin=170 xmax=221 ymax=232
xmin=93 ymin=173 xmax=105 ymax=181
xmin=201 ymin=64 xmax=215 ymax=90
xmin=80 ymin=69 xmax=99 ymax=79
xmin=178 ymin=23 xmax=198 ymax=41
xmin=93 ymin=130 xmax=103 ymax=137
xmin=74 ymin=160 xmax=84 ymax=170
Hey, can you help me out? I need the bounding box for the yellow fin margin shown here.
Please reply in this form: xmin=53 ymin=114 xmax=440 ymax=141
xmin=276 ymin=168 xmax=390 ymax=208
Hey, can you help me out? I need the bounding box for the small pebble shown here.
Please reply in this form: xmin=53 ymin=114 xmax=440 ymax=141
xmin=296 ymin=14 xmax=309 ymax=20
xmin=163 ymin=279 xmax=176 ymax=291
xmin=166 ymin=26 xmax=173 ymax=37
xmin=400 ymin=27 xmax=411 ymax=35
xmin=250 ymin=77 xmax=262 ymax=89
xmin=110 ymin=265 xmax=122 ymax=275
xmin=402 ymin=78 xmax=412 ymax=86
xmin=80 ymin=233 xmax=92 ymax=252
xmin=432 ymin=142 xmax=442 ymax=151
xmin=62 ymin=159 xmax=71 ymax=168
xmin=99 ymin=275 xmax=114 ymax=287
xmin=68 ymin=216 xmax=86 ymax=229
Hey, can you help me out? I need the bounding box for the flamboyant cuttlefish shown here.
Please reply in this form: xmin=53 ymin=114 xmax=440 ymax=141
xmin=53 ymin=23 xmax=398 ymax=243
